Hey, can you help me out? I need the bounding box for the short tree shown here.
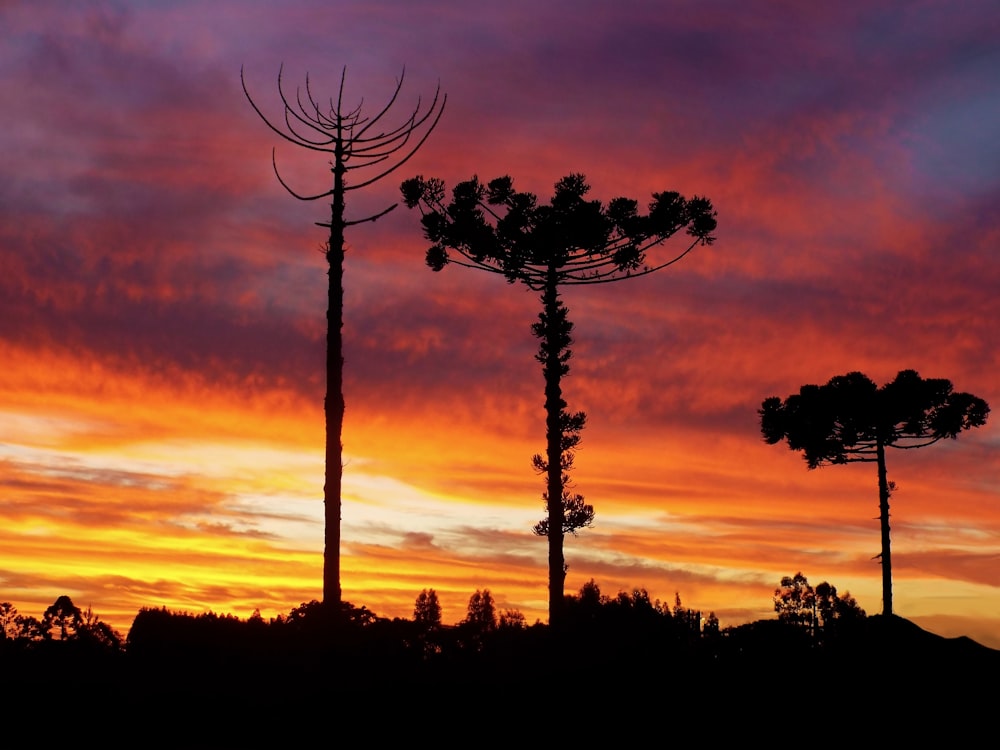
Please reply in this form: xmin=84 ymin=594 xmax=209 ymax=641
xmin=42 ymin=595 xmax=83 ymax=641
xmin=814 ymin=581 xmax=865 ymax=635
xmin=463 ymin=589 xmax=497 ymax=632
xmin=78 ymin=606 xmax=124 ymax=651
xmin=15 ymin=615 xmax=45 ymax=643
xmin=673 ymin=592 xmax=702 ymax=636
xmin=814 ymin=581 xmax=838 ymax=627
xmin=774 ymin=573 xmax=865 ymax=642
xmin=243 ymin=66 xmax=445 ymax=608
xmin=402 ymin=173 xmax=716 ymax=624
xmin=761 ymin=370 xmax=989 ymax=616
xmin=0 ymin=602 xmax=18 ymax=640
xmin=497 ymin=608 xmax=527 ymax=630
xmin=413 ymin=588 xmax=442 ymax=628
xmin=703 ymin=611 xmax=720 ymax=638
xmin=773 ymin=572 xmax=816 ymax=630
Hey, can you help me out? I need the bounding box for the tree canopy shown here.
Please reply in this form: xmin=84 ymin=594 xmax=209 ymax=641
xmin=463 ymin=589 xmax=497 ymax=633
xmin=413 ymin=588 xmax=442 ymax=628
xmin=401 ymin=173 xmax=716 ymax=288
xmin=773 ymin=573 xmax=865 ymax=641
xmin=760 ymin=369 xmax=989 ymax=468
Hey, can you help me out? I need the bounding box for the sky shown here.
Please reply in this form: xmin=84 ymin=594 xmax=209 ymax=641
xmin=2 ymin=0 xmax=998 ymax=646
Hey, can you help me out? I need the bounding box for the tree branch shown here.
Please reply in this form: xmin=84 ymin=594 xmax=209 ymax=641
xmin=272 ymin=149 xmax=333 ymax=201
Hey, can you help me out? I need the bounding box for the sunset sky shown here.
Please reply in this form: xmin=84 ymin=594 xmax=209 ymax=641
xmin=2 ymin=1 xmax=998 ymax=647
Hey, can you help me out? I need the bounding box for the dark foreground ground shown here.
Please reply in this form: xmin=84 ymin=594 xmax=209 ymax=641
xmin=2 ymin=613 xmax=996 ymax=739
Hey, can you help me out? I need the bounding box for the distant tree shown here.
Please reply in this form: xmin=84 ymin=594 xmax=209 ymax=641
xmin=673 ymin=592 xmax=702 ymax=636
xmin=402 ymin=173 xmax=716 ymax=624
xmin=243 ymin=66 xmax=445 ymax=609
xmin=15 ymin=615 xmax=45 ymax=643
xmin=463 ymin=589 xmax=497 ymax=632
xmin=578 ymin=579 xmax=605 ymax=609
xmin=42 ymin=595 xmax=83 ymax=641
xmin=703 ymin=611 xmax=720 ymax=638
xmin=605 ymin=588 xmax=669 ymax=633
xmin=831 ymin=589 xmax=866 ymax=624
xmin=813 ymin=581 xmax=838 ymax=628
xmin=78 ymin=606 xmax=124 ymax=651
xmin=413 ymin=588 xmax=442 ymax=628
xmin=773 ymin=572 xmax=816 ymax=631
xmin=761 ymin=370 xmax=989 ymax=615
xmin=774 ymin=574 xmax=866 ymax=644
xmin=497 ymin=608 xmax=527 ymax=630
xmin=814 ymin=581 xmax=865 ymax=638
xmin=0 ymin=602 xmax=17 ymax=640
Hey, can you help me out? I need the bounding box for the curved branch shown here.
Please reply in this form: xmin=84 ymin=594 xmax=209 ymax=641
xmin=345 ymin=94 xmax=447 ymax=191
xmin=343 ymin=144 xmax=407 ymax=172
xmin=345 ymin=203 xmax=398 ymax=226
xmin=272 ymin=150 xmax=333 ymax=201
xmin=357 ymin=83 xmax=444 ymax=148
xmin=561 ymin=237 xmax=704 ymax=284
xmin=348 ymin=119 xmax=421 ymax=157
xmin=350 ymin=112 xmax=420 ymax=147
xmin=288 ymin=83 xmax=337 ymax=142
xmin=442 ymin=257 xmax=510 ymax=276
xmin=889 ymin=436 xmax=943 ymax=450
xmin=352 ymin=68 xmax=407 ymax=140
xmin=280 ymin=67 xmax=337 ymax=141
xmin=343 ymin=152 xmax=392 ymax=173
xmin=243 ymin=66 xmax=338 ymax=153
xmin=283 ymin=106 xmax=335 ymax=147
xmin=307 ymin=70 xmax=360 ymax=129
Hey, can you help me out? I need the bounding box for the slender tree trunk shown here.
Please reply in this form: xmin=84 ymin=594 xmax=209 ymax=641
xmin=540 ymin=270 xmax=567 ymax=626
xmin=323 ymin=137 xmax=347 ymax=610
xmin=876 ymin=437 xmax=893 ymax=616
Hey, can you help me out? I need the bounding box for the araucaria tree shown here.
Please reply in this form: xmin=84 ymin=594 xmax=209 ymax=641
xmin=402 ymin=174 xmax=717 ymax=625
xmin=760 ymin=370 xmax=989 ymax=616
xmin=243 ymin=66 xmax=445 ymax=609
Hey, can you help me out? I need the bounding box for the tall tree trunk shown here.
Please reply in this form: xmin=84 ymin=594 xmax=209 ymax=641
xmin=876 ymin=437 xmax=893 ymax=616
xmin=540 ymin=272 xmax=567 ymax=626
xmin=324 ymin=138 xmax=346 ymax=610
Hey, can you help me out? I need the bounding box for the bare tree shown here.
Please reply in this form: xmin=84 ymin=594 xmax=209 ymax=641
xmin=243 ymin=65 xmax=445 ymax=609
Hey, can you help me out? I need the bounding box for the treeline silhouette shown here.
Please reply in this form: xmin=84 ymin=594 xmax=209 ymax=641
xmin=3 ymin=578 xmax=997 ymax=724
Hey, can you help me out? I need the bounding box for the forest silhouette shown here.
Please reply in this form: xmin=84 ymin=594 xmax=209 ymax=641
xmin=2 ymin=66 xmax=995 ymax=726
xmin=2 ymin=582 xmax=997 ymax=728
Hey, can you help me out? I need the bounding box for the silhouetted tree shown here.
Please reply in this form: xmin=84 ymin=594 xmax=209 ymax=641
xmin=703 ymin=611 xmax=720 ymax=638
xmin=814 ymin=581 xmax=865 ymax=639
xmin=402 ymin=173 xmax=716 ymax=624
xmin=673 ymin=592 xmax=702 ymax=637
xmin=463 ymin=589 xmax=497 ymax=632
xmin=42 ymin=595 xmax=83 ymax=641
xmin=498 ymin=608 xmax=527 ymax=630
xmin=761 ymin=370 xmax=989 ymax=616
xmin=828 ymin=588 xmax=866 ymax=626
xmin=78 ymin=606 xmax=124 ymax=651
xmin=774 ymin=574 xmax=865 ymax=644
xmin=243 ymin=66 xmax=445 ymax=609
xmin=413 ymin=588 xmax=442 ymax=628
xmin=773 ymin=572 xmax=816 ymax=631
xmin=578 ymin=579 xmax=604 ymax=608
xmin=16 ymin=615 xmax=45 ymax=643
xmin=0 ymin=602 xmax=17 ymax=640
